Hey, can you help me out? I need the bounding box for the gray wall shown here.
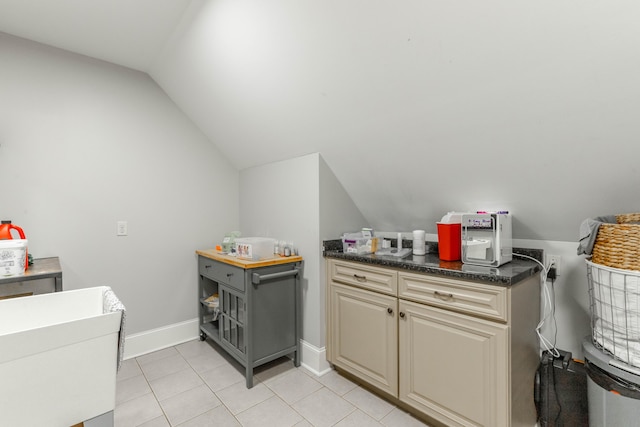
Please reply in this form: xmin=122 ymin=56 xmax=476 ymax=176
xmin=150 ymin=0 xmax=640 ymax=242
xmin=0 ymin=33 xmax=239 ymax=334
xmin=318 ymin=155 xmax=369 ymax=348
xmin=147 ymin=0 xmax=637 ymax=359
xmin=239 ymin=153 xmax=367 ymax=350
xmin=4 ymin=0 xmax=633 ymax=360
xmin=239 ymin=154 xmax=322 ymax=346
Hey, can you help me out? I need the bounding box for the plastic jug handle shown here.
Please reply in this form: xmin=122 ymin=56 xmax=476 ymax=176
xmin=10 ymin=225 xmax=26 ymax=239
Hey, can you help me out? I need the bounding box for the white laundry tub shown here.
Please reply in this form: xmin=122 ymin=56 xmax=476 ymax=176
xmin=0 ymin=286 xmax=124 ymax=427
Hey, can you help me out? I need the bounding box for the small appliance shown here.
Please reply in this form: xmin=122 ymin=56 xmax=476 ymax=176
xmin=461 ymin=212 xmax=512 ymax=267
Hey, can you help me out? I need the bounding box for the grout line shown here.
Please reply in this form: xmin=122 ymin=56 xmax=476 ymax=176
xmin=135 ymin=357 xmax=171 ymax=427
xmin=119 ymin=340 xmax=428 ymax=427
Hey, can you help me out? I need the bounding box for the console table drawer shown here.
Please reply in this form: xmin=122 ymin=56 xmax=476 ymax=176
xmin=198 ymin=257 xmax=244 ymax=291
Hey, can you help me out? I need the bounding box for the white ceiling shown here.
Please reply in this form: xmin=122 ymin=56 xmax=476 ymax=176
xmin=0 ymin=0 xmax=194 ymax=71
xmin=2 ymin=0 xmax=639 ymax=241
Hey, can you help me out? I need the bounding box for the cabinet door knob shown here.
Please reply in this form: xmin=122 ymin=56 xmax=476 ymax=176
xmin=399 ymin=312 xmax=406 ymax=318
xmin=434 ymin=291 xmax=454 ymax=301
xmin=387 ymin=307 xmax=393 ymax=315
xmin=353 ymin=274 xmax=367 ymax=282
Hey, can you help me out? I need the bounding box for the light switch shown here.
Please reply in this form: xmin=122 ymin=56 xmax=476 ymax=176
xmin=117 ymin=221 xmax=128 ymax=236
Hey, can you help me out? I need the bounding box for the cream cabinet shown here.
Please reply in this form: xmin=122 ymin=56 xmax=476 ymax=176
xmin=398 ymin=299 xmax=509 ymax=426
xmin=326 ymin=258 xmax=540 ymax=427
xmin=329 ymin=282 xmax=398 ymax=396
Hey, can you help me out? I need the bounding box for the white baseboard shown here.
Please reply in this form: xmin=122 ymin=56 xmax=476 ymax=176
xmin=123 ymin=318 xmax=199 ymax=360
xmin=300 ymin=339 xmax=332 ymax=377
xmin=123 ymin=319 xmax=331 ymax=377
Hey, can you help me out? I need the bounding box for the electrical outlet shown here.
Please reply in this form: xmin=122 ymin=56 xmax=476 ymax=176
xmin=546 ymin=254 xmax=562 ymax=275
xmin=117 ymin=221 xmax=128 ymax=236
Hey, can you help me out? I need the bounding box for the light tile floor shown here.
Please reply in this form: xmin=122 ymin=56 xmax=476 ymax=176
xmin=115 ymin=339 xmax=431 ymax=427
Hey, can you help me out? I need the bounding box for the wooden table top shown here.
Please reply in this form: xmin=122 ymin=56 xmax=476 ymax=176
xmin=196 ymin=249 xmax=303 ymax=269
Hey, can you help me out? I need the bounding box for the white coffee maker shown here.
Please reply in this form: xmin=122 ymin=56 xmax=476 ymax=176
xmin=461 ymin=212 xmax=512 ymax=267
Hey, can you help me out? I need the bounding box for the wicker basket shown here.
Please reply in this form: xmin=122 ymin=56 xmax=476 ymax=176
xmin=592 ymin=213 xmax=640 ymax=271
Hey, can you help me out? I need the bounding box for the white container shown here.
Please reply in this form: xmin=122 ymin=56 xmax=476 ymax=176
xmin=412 ymin=230 xmax=426 ymax=255
xmin=0 ymin=239 xmax=27 ymax=276
xmin=235 ymin=237 xmax=277 ymax=260
xmin=0 ymin=286 xmax=123 ymax=426
xmin=342 ymin=232 xmax=379 ymax=255
xmin=465 ymin=238 xmax=492 ymax=259
xmin=440 ymin=212 xmax=464 ymax=224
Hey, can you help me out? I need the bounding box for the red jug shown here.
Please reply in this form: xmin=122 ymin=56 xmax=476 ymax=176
xmin=0 ymin=220 xmax=26 ymax=240
xmin=0 ymin=220 xmax=28 ymax=271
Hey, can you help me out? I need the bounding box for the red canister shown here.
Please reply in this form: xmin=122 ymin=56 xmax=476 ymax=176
xmin=437 ymin=222 xmax=462 ymax=261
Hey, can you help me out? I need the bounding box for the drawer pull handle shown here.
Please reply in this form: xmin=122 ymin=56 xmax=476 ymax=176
xmin=399 ymin=312 xmax=406 ymax=318
xmin=387 ymin=307 xmax=393 ymax=315
xmin=252 ymin=269 xmax=299 ymax=285
xmin=205 ymin=265 xmax=211 ymax=269
xmin=353 ymin=274 xmax=367 ymax=281
xmin=227 ymin=273 xmax=233 ymax=278
xmin=434 ymin=291 xmax=454 ymax=301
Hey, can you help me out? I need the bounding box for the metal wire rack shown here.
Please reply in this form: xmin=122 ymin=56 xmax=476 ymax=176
xmin=587 ymin=259 xmax=640 ymax=369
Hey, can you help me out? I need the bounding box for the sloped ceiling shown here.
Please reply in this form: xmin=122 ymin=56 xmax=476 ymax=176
xmin=2 ymin=0 xmax=640 ymax=242
xmin=0 ymin=0 xmax=193 ymax=71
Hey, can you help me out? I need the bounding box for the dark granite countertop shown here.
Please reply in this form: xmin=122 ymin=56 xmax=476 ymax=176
xmin=323 ymin=239 xmax=543 ymax=286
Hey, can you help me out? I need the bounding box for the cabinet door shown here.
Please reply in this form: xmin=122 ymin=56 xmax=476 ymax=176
xmin=219 ymin=285 xmax=246 ymax=360
xmin=399 ymin=300 xmax=509 ymax=427
xmin=330 ymin=282 xmax=398 ymax=397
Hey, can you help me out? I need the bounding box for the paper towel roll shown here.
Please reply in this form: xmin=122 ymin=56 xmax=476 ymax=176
xmin=413 ymin=230 xmax=426 ymax=255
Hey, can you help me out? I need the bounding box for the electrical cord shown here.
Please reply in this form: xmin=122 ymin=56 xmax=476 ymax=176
xmin=551 ymin=279 xmax=558 ymax=352
xmin=513 ymin=253 xmax=561 ymax=358
xmin=551 ymin=354 xmax=564 ymax=427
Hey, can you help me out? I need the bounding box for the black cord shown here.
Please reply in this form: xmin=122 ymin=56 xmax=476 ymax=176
xmin=551 ymin=355 xmax=564 ymax=426
xmin=552 ymin=279 xmax=558 ymax=350
xmin=548 ymin=279 xmax=564 ymax=426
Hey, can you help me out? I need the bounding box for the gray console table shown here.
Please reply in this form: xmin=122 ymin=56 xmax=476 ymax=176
xmin=196 ymin=249 xmax=303 ymax=388
xmin=0 ymin=257 xmax=62 ymax=299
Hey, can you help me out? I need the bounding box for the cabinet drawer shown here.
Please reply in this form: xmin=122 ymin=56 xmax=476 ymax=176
xmin=329 ymin=259 xmax=397 ymax=296
xmin=398 ymin=272 xmax=507 ymax=322
xmin=198 ymin=257 xmax=245 ymax=292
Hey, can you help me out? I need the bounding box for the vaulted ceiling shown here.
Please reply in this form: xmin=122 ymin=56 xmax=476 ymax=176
xmin=3 ymin=0 xmax=639 ymax=242
xmin=0 ymin=0 xmax=192 ymax=71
